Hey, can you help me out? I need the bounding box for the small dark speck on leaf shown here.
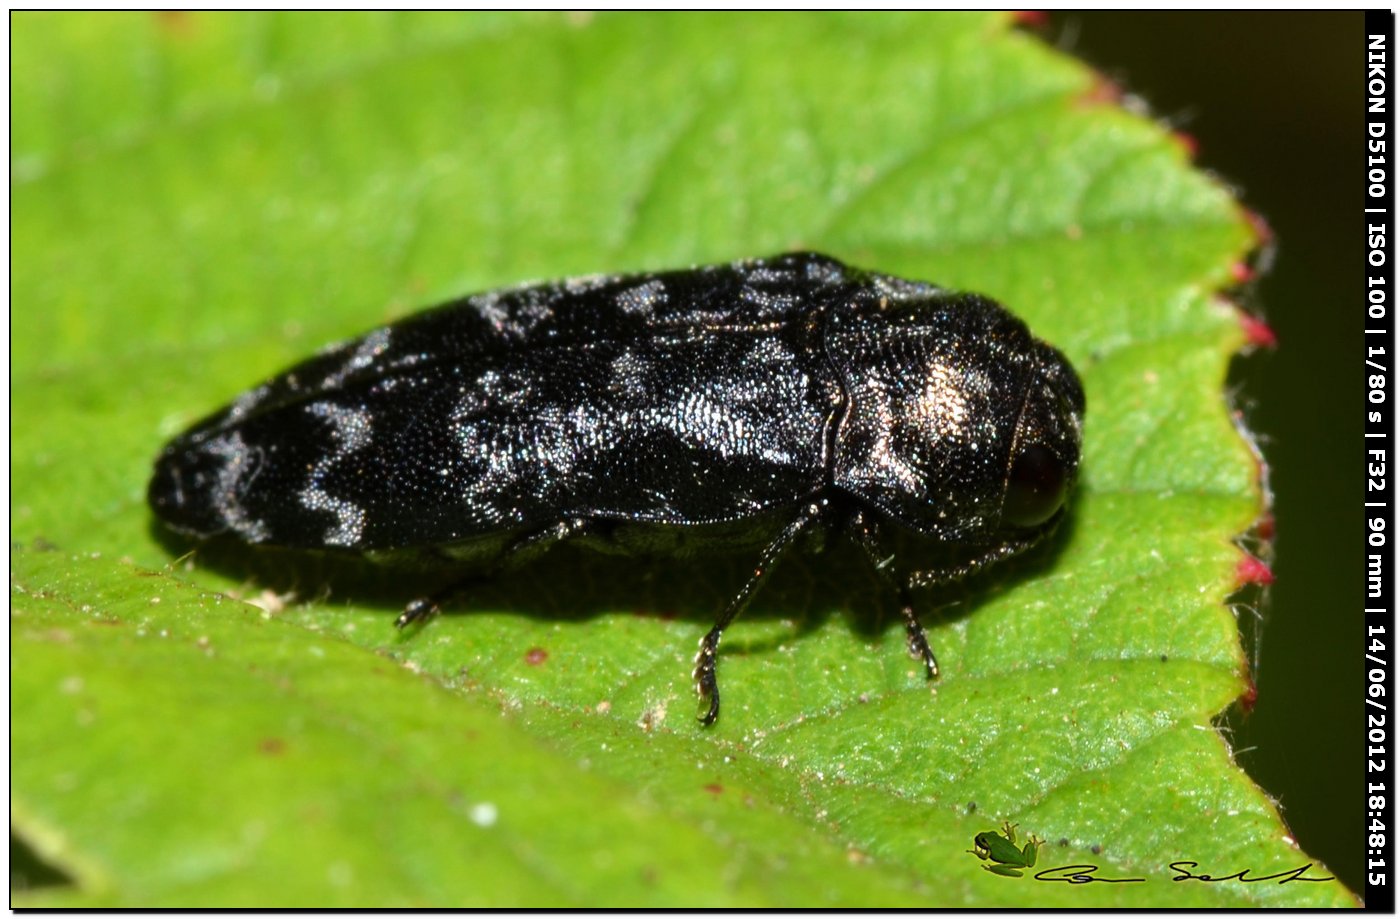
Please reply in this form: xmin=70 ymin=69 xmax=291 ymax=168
xmin=966 ymin=801 xmax=977 ymax=814
xmin=703 ymin=783 xmax=723 ymax=795
xmin=1160 ymin=654 xmax=1169 ymax=663
xmin=1058 ymin=838 xmax=1070 ymax=847
xmin=524 ymin=647 xmax=548 ymax=666
xmin=1091 ymin=844 xmax=1102 ymax=855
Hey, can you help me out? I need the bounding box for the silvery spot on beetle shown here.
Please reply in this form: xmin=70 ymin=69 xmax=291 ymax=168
xmin=148 ymin=252 xmax=1085 ymax=725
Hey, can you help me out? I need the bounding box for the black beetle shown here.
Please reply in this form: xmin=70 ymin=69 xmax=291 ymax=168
xmin=149 ymin=252 xmax=1084 ymax=724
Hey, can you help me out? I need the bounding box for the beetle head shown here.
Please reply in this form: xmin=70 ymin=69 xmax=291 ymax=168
xmin=1001 ymin=340 xmax=1083 ymax=531
xmin=830 ymin=296 xmax=1083 ymax=544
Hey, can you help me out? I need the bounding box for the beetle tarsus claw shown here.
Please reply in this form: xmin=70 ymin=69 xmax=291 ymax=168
xmin=396 ymin=597 xmax=439 ymax=629
xmin=905 ymin=616 xmax=940 ymax=680
xmin=695 ymin=628 xmax=722 ymax=725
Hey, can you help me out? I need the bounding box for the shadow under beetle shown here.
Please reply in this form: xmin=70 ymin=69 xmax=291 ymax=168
xmin=148 ymin=252 xmax=1084 ymax=724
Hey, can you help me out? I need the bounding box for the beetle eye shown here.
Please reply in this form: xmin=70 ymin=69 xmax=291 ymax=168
xmin=1003 ymin=443 xmax=1068 ymax=528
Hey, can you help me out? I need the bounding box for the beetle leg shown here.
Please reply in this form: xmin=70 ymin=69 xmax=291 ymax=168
xmin=847 ymin=510 xmax=939 ymax=680
xmin=396 ymin=517 xmax=595 ymax=629
xmin=901 ymin=583 xmax=940 ymax=680
xmin=396 ymin=594 xmax=447 ymax=629
xmin=904 ymin=535 xmax=1040 ymax=590
xmin=694 ymin=502 xmax=825 ymax=725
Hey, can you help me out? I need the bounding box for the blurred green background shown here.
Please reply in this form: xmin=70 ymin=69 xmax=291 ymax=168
xmin=1051 ymin=11 xmax=1361 ymax=893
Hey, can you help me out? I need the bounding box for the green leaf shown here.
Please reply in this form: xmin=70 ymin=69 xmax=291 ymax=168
xmin=11 ymin=11 xmax=1355 ymax=907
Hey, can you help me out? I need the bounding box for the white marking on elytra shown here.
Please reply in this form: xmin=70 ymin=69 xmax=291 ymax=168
xmin=224 ymin=383 xmax=273 ymax=423
xmin=319 ymin=327 xmax=392 ymax=389
xmin=870 ymin=272 xmax=941 ymax=302
xmin=658 ymin=337 xmax=811 ymax=465
xmin=453 ymin=384 xmax=608 ymax=505
xmin=203 ymin=432 xmax=272 ymax=542
xmin=802 ymin=256 xmax=846 ymax=285
xmin=608 ymin=351 xmax=651 ymax=397
xmin=468 ymin=290 xmax=511 ymax=332
xmin=614 ymin=278 xmax=667 ymax=315
xmin=298 ymin=401 xmax=372 ymax=547
xmin=561 ymin=273 xmax=612 ymax=294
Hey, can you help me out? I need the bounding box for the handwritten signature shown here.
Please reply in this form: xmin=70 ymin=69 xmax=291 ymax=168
xmin=1167 ymin=861 xmax=1334 ymax=885
xmin=1028 ymin=861 xmax=1332 ymax=885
